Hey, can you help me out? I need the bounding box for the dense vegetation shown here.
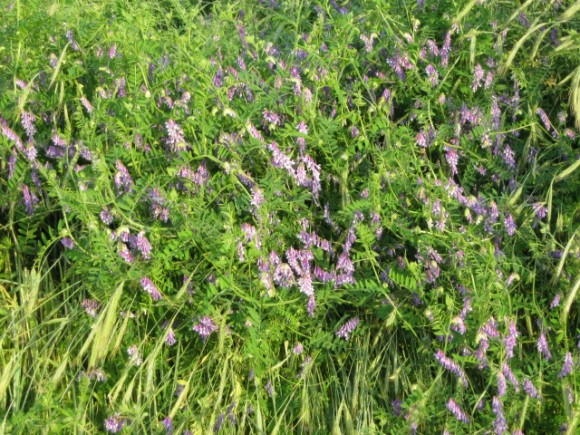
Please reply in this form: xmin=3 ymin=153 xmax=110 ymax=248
xmin=1 ymin=0 xmax=579 ymax=433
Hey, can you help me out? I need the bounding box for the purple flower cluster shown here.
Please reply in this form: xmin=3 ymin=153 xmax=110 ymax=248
xmin=522 ymin=378 xmax=540 ymax=399
xmin=164 ymin=119 xmax=189 ymax=152
xmin=434 ymin=350 xmax=468 ymax=387
xmin=114 ymin=160 xmax=134 ymax=195
xmin=480 ymin=317 xmax=500 ymax=339
xmin=504 ymin=320 xmax=519 ymax=359
xmin=492 ymin=397 xmax=508 ymax=435
xmin=127 ymin=345 xmax=143 ymax=366
xmin=246 ymin=120 xmax=264 ymax=142
xmin=387 ymin=52 xmax=414 ymax=81
xmin=61 ymin=237 xmax=75 ymax=249
xmin=192 ymin=316 xmax=218 ymax=341
xmin=446 ymin=398 xmax=470 ymax=423
xmin=81 ymin=299 xmax=100 ymax=317
xmin=286 ymin=247 xmax=314 ymax=295
xmin=84 ymin=368 xmax=107 ymax=382
xmin=100 ymin=207 xmax=114 ymax=225
xmin=140 ymin=277 xmax=162 ymax=301
xmin=80 ymin=96 xmax=93 ymax=113
xmin=118 ymin=243 xmax=134 ymax=264
xmin=148 ymin=188 xmax=170 ymax=222
xmin=135 ymin=231 xmax=152 ymax=260
xmin=21 ymin=184 xmax=39 ymax=215
xmin=550 ymin=293 xmax=562 ymax=309
xmin=336 ymin=317 xmax=360 ymax=340
xmin=504 ymin=213 xmax=517 ymax=236
xmin=502 ymin=362 xmax=520 ymax=391
xmin=497 ymin=371 xmax=507 ymax=396
xmin=21 ymin=111 xmax=36 ymax=138
xmin=459 ymin=103 xmax=484 ymax=126
xmin=537 ymin=330 xmax=552 ymax=360
xmin=165 ymin=327 xmax=176 ymax=346
xmin=472 ymin=64 xmax=485 ymax=92
xmin=293 ymin=342 xmax=304 ymax=355
xmin=445 ymin=147 xmax=459 ymax=176
xmin=532 ymin=202 xmax=547 ymax=220
xmin=559 ymin=352 xmax=574 ymax=378
xmin=263 ymin=109 xmax=281 ymax=126
xmin=161 ymin=417 xmax=173 ymax=434
xmin=104 ymin=415 xmax=126 ymax=433
xmin=306 ymin=295 xmax=316 ymax=317
xmin=425 ymin=64 xmax=438 ymax=87
xmin=177 ymin=163 xmax=210 ymax=187
xmin=360 ymin=34 xmax=375 ymax=53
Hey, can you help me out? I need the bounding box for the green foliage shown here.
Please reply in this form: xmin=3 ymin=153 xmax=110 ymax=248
xmin=0 ymin=0 xmax=579 ymax=433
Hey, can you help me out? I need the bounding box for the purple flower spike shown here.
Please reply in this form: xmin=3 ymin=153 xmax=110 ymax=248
xmin=100 ymin=207 xmax=114 ymax=225
xmin=80 ymin=96 xmax=93 ymax=113
xmin=523 ymin=378 xmax=540 ymax=399
xmin=504 ymin=320 xmax=518 ymax=358
xmin=192 ymin=316 xmax=218 ymax=341
xmin=472 ymin=64 xmax=484 ymax=92
xmin=559 ymin=352 xmax=574 ymax=378
xmin=114 ymin=160 xmax=134 ymax=195
xmin=104 ymin=415 xmax=126 ymax=433
xmin=537 ymin=330 xmax=552 ymax=360
xmin=502 ymin=362 xmax=519 ymax=391
xmin=480 ymin=316 xmax=500 ymax=339
xmin=162 ymin=417 xmax=173 ymax=434
xmin=532 ymin=202 xmax=547 ymax=220
xmin=164 ymin=119 xmax=189 ymax=152
xmin=140 ymin=277 xmax=162 ymax=301
xmin=81 ymin=299 xmax=100 ymax=317
xmin=61 ymin=237 xmax=75 ymax=249
xmin=265 ymin=380 xmax=274 ymax=397
xmin=263 ymin=110 xmax=281 ymax=126
xmin=446 ymin=398 xmax=470 ymax=423
xmin=537 ymin=108 xmax=552 ymax=131
xmin=21 ymin=112 xmax=36 ymax=138
xmin=307 ymin=295 xmax=316 ymax=317
xmin=336 ymin=317 xmax=360 ymax=340
xmin=550 ymin=293 xmax=562 ymax=309
xmin=492 ymin=397 xmax=508 ymax=435
xmin=136 ymin=231 xmax=152 ymax=260
xmin=504 ymin=213 xmax=517 ymax=236
xmin=21 ymin=184 xmax=39 ymax=215
xmin=434 ymin=350 xmax=469 ymax=387
xmin=426 ymin=64 xmax=439 ymax=86
xmin=166 ymin=327 xmax=176 ymax=346
xmin=497 ymin=371 xmax=507 ymax=397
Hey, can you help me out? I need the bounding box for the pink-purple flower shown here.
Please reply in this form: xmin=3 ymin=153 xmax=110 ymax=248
xmin=446 ymin=398 xmax=470 ymax=423
xmin=114 ymin=160 xmax=134 ymax=195
xmin=104 ymin=415 xmax=126 ymax=433
xmin=559 ymin=352 xmax=574 ymax=378
xmin=192 ymin=316 xmax=218 ymax=341
xmin=537 ymin=330 xmax=552 ymax=360
xmin=434 ymin=350 xmax=469 ymax=387
xmin=504 ymin=213 xmax=517 ymax=236
xmin=136 ymin=231 xmax=152 ymax=260
xmin=504 ymin=320 xmax=519 ymax=359
xmin=336 ymin=317 xmax=360 ymax=340
xmin=166 ymin=327 xmax=176 ymax=346
xmin=492 ymin=396 xmax=508 ymax=434
xmin=81 ymin=299 xmax=100 ymax=317
xmin=502 ymin=362 xmax=520 ymax=391
xmin=140 ymin=277 xmax=162 ymax=301
xmin=523 ymin=378 xmax=540 ymax=399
